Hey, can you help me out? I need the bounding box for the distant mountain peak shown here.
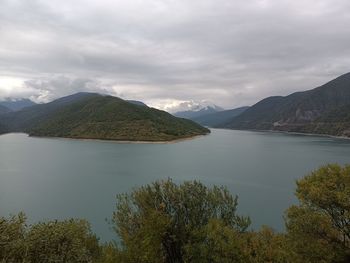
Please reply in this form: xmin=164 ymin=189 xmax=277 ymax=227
xmin=173 ymin=101 xmax=224 ymax=120
xmin=172 ymin=100 xmax=223 ymax=113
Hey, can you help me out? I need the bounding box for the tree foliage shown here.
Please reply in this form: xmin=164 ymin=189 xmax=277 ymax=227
xmin=0 ymin=214 xmax=100 ymax=263
xmin=0 ymin=212 xmax=27 ymax=262
xmin=285 ymin=164 xmax=350 ymax=262
xmin=113 ymin=179 xmax=250 ymax=262
xmin=0 ymin=93 xmax=210 ymax=141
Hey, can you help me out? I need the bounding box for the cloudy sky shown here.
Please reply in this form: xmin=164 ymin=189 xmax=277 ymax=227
xmin=1 ymin=0 xmax=350 ymax=112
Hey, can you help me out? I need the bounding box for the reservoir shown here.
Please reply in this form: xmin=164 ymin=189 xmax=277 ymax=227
xmin=1 ymin=129 xmax=349 ymax=241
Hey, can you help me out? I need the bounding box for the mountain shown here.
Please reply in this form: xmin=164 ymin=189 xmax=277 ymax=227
xmin=0 ymin=122 xmax=7 ymax=134
xmin=291 ymin=103 xmax=350 ymax=137
xmin=0 ymin=93 xmax=210 ymax=141
xmin=126 ymin=100 xmax=148 ymax=107
xmin=220 ymin=73 xmax=350 ymax=137
xmin=0 ymin=99 xmax=36 ymax=111
xmin=0 ymin=105 xmax=11 ymax=115
xmin=192 ymin=106 xmax=249 ymax=127
xmin=0 ymin=105 xmax=10 ymax=133
xmin=0 ymin=92 xmax=97 ymax=132
xmin=174 ymin=105 xmax=223 ymax=120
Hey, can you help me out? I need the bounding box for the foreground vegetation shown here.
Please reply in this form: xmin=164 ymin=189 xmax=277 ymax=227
xmin=1 ymin=164 xmax=349 ymax=262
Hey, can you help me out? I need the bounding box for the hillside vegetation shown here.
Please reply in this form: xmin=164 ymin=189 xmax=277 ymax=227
xmin=0 ymin=93 xmax=210 ymax=141
xmin=221 ymin=73 xmax=350 ymax=137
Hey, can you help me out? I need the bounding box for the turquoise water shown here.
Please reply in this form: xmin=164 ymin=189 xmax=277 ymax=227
xmin=1 ymin=129 xmax=349 ymax=241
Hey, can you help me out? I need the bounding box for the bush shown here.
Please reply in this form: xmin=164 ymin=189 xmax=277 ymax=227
xmin=112 ymin=179 xmax=250 ymax=262
xmin=285 ymin=164 xmax=350 ymax=262
xmin=0 ymin=215 xmax=100 ymax=263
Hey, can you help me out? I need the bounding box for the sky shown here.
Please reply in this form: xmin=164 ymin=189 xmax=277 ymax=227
xmin=1 ymin=0 xmax=350 ymax=112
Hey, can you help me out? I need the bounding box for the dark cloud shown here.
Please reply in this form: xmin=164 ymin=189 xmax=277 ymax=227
xmin=0 ymin=0 xmax=349 ymax=110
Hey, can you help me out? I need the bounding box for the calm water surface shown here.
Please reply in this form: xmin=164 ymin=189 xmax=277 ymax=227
xmin=1 ymin=129 xmax=350 ymax=241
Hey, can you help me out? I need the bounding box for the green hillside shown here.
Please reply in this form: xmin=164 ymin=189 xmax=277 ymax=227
xmin=0 ymin=93 xmax=210 ymax=141
xmin=294 ymin=104 xmax=350 ymax=137
xmin=221 ymin=73 xmax=350 ymax=137
xmin=0 ymin=93 xmax=98 ymax=132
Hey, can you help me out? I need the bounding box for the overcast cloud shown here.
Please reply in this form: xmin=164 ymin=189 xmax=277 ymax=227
xmin=1 ymin=0 xmax=350 ymax=111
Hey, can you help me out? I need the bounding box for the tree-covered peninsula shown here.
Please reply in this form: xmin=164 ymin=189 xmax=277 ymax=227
xmin=0 ymin=93 xmax=210 ymax=142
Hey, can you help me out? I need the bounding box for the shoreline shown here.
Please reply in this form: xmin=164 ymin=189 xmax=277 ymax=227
xmin=3 ymin=128 xmax=349 ymax=142
xmin=278 ymin=130 xmax=350 ymax=140
xmin=214 ymin=127 xmax=350 ymax=140
xmin=11 ymin=133 xmax=209 ymax=144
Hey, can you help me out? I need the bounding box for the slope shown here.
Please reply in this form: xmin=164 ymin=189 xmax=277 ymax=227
xmin=192 ymin=106 xmax=249 ymax=127
xmin=221 ymin=72 xmax=350 ymax=136
xmin=0 ymin=93 xmax=210 ymax=141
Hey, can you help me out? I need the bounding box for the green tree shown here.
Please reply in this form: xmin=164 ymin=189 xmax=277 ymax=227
xmin=285 ymin=164 xmax=350 ymax=262
xmin=0 ymin=212 xmax=27 ymax=262
xmin=0 ymin=214 xmax=101 ymax=263
xmin=242 ymin=226 xmax=293 ymax=263
xmin=113 ymin=179 xmax=250 ymax=263
xmin=26 ymin=219 xmax=101 ymax=263
xmin=96 ymin=242 xmax=122 ymax=263
xmin=183 ymin=219 xmax=246 ymax=262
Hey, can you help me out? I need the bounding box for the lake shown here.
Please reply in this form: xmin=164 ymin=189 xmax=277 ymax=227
xmin=1 ymin=129 xmax=350 ymax=241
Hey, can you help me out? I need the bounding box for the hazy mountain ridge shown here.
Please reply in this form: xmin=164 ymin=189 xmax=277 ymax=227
xmin=174 ymin=105 xmax=224 ymax=120
xmin=220 ymin=73 xmax=350 ymax=137
xmin=192 ymin=106 xmax=249 ymax=127
xmin=0 ymin=98 xmax=36 ymax=111
xmin=0 ymin=105 xmax=11 ymax=115
xmin=0 ymin=105 xmax=11 ymax=133
xmin=0 ymin=93 xmax=209 ymax=141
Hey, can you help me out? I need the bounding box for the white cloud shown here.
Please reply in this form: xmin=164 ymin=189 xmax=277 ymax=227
xmin=147 ymin=99 xmax=222 ymax=113
xmin=0 ymin=0 xmax=349 ymax=108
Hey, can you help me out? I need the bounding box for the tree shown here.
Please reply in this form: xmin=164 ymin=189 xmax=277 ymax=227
xmin=112 ymin=179 xmax=250 ymax=263
xmin=0 ymin=214 xmax=101 ymax=263
xmin=0 ymin=213 xmax=27 ymax=262
xmin=26 ymin=219 xmax=101 ymax=263
xmin=242 ymin=226 xmax=293 ymax=263
xmin=183 ymin=219 xmax=248 ymax=263
xmin=285 ymin=164 xmax=350 ymax=262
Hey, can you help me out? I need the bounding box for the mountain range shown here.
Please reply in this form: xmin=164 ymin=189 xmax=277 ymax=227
xmin=219 ymin=72 xmax=350 ymax=137
xmin=174 ymin=105 xmax=223 ymax=119
xmin=0 ymin=98 xmax=36 ymax=111
xmin=173 ymin=102 xmax=252 ymax=128
xmin=0 ymin=93 xmax=209 ymax=141
xmin=1 ymin=73 xmax=349 ymax=139
xmin=192 ymin=106 xmax=250 ymax=127
xmin=0 ymin=105 xmax=11 ymax=115
xmin=0 ymin=105 xmax=10 ymax=134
